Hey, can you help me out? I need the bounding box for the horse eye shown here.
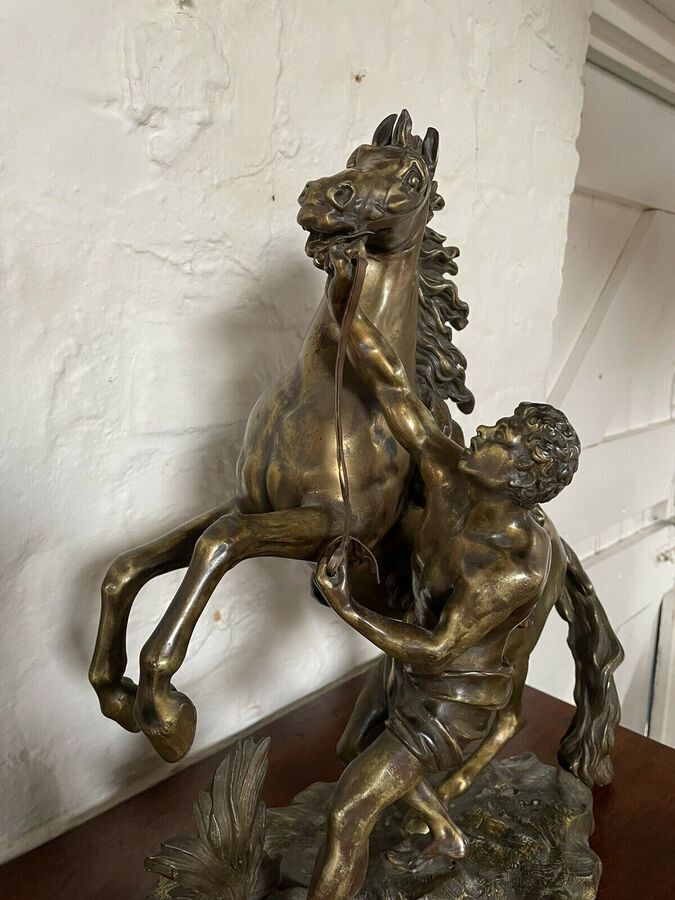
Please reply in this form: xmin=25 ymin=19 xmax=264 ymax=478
xmin=404 ymin=167 xmax=422 ymax=190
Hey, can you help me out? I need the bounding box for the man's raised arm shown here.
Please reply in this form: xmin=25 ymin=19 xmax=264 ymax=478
xmin=326 ymin=238 xmax=461 ymax=466
xmin=347 ymin=308 xmax=457 ymax=467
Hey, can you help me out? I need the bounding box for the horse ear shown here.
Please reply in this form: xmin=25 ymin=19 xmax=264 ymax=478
xmin=393 ymin=109 xmax=413 ymax=147
xmin=372 ymin=113 xmax=397 ymax=146
xmin=422 ymin=127 xmax=439 ymax=172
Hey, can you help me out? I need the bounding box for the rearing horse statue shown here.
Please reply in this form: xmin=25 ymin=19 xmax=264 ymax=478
xmin=89 ymin=110 xmax=473 ymax=762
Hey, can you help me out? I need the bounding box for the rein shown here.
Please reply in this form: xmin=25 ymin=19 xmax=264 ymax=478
xmin=324 ymin=196 xmax=434 ymax=579
xmin=326 ymin=249 xmax=379 ymax=580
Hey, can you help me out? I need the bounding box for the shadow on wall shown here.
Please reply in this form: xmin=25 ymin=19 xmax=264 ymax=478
xmin=0 ymin=751 xmax=64 ymax=846
xmin=63 ymin=255 xmax=366 ymax=788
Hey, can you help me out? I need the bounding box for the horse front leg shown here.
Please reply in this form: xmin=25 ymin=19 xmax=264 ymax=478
xmin=134 ymin=505 xmax=338 ymax=762
xmin=89 ymin=501 xmax=238 ymax=733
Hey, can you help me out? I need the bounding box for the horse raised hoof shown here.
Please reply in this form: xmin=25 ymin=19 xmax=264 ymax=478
xmin=94 ymin=676 xmax=141 ymax=734
xmin=135 ymin=689 xmax=197 ymax=763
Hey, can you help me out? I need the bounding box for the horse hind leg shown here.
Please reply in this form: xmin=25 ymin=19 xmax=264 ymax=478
xmin=134 ymin=505 xmax=338 ymax=762
xmin=89 ymin=501 xmax=237 ymax=732
xmin=337 ymin=657 xmax=388 ymax=764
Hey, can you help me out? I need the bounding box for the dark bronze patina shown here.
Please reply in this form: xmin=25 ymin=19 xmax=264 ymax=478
xmin=91 ymin=111 xmax=623 ymax=900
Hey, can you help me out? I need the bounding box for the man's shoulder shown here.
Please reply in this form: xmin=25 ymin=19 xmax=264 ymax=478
xmin=458 ymin=519 xmax=549 ymax=601
xmin=509 ymin=518 xmax=551 ymax=599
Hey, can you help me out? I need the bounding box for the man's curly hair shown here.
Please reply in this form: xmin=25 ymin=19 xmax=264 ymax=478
xmin=507 ymin=402 xmax=581 ymax=507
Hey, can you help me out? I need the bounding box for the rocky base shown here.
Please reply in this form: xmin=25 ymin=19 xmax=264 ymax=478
xmin=266 ymin=752 xmax=600 ymax=899
xmin=149 ymin=751 xmax=601 ymax=900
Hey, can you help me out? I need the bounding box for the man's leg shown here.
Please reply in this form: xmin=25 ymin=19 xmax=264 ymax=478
xmin=308 ymin=730 xmax=425 ymax=900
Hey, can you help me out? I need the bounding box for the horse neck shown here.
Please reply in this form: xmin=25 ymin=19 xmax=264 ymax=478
xmin=356 ymin=245 xmax=421 ymax=370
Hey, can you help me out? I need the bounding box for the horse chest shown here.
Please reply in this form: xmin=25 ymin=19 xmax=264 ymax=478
xmin=239 ymin=369 xmax=412 ymax=521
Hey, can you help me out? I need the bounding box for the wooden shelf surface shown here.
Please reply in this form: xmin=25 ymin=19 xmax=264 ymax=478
xmin=1 ymin=675 xmax=674 ymax=899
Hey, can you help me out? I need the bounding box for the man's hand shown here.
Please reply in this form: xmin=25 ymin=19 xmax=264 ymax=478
xmin=313 ymin=555 xmax=354 ymax=619
xmin=326 ymin=238 xmax=367 ymax=325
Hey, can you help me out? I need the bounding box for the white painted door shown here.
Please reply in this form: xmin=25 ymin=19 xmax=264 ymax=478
xmin=528 ymin=63 xmax=675 ymax=739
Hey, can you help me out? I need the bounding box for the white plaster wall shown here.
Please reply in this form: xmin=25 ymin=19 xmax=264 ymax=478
xmin=0 ymin=0 xmax=591 ymax=861
xmin=528 ymin=64 xmax=675 ymax=735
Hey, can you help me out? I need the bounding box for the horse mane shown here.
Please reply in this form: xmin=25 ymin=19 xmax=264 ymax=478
xmin=369 ymin=110 xmax=475 ymax=416
xmin=416 ymin=189 xmax=474 ymax=415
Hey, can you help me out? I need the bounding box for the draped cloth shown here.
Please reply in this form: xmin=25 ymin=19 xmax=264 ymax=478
xmin=384 ymin=656 xmax=514 ymax=773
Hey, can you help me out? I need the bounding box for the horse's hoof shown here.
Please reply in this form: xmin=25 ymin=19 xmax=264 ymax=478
xmin=136 ymin=690 xmax=197 ymax=763
xmin=402 ymin=811 xmax=430 ymax=835
xmin=97 ymin=677 xmax=141 ymax=733
xmin=385 ymin=844 xmax=419 ymax=871
xmin=439 ymin=772 xmax=472 ymax=804
xmin=429 ymin=831 xmax=467 ymax=861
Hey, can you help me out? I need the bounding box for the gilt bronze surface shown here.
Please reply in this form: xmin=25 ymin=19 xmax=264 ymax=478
xmin=147 ymin=740 xmax=601 ymax=899
xmin=91 ymin=111 xmax=623 ymax=899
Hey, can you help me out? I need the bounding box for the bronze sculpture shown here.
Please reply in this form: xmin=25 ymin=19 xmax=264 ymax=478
xmin=309 ymin=279 xmax=621 ymax=896
xmin=90 ymin=111 xmax=623 ymax=899
xmin=89 ymin=108 xmax=472 ymax=764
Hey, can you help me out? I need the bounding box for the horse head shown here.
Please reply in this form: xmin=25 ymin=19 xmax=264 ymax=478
xmin=297 ymin=109 xmax=442 ymax=270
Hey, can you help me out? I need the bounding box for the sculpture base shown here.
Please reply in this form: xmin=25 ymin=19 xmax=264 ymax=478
xmin=148 ymin=751 xmax=600 ymax=900
xmin=265 ymin=752 xmax=600 ymax=899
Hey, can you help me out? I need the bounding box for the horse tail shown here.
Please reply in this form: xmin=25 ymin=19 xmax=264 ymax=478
xmin=555 ymin=539 xmax=624 ymax=787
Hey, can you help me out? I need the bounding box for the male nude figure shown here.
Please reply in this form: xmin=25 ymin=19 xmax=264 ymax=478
xmin=308 ymin=242 xmax=581 ymax=900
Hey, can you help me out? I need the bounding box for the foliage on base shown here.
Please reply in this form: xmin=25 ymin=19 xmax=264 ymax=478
xmin=146 ymin=737 xmax=276 ymax=900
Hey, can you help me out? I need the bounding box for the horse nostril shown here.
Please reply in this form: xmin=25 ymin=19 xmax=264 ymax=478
xmin=328 ymin=183 xmax=354 ymax=210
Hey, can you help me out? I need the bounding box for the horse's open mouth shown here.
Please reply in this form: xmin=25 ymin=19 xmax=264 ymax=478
xmin=304 ymin=228 xmax=368 ymax=271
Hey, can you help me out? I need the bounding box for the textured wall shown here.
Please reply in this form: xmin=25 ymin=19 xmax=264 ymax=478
xmin=0 ymin=0 xmax=591 ymax=861
xmin=529 ymin=63 xmax=675 ymax=736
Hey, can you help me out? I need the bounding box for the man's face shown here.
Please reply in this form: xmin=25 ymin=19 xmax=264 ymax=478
xmin=458 ymin=417 xmax=525 ymax=490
